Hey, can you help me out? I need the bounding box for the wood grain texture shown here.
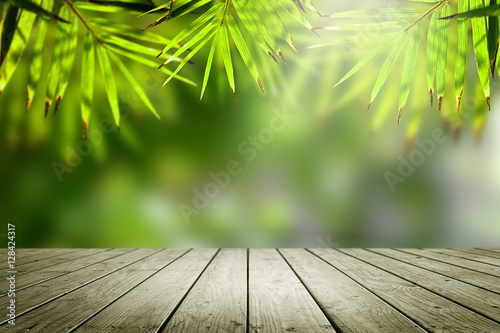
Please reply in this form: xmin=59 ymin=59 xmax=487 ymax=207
xmin=279 ymin=248 xmax=425 ymax=333
xmin=0 ymin=249 xmax=160 ymax=317
xmin=2 ymin=248 xmax=499 ymax=333
xmin=399 ymin=248 xmax=500 ymax=277
xmin=248 ymin=248 xmax=334 ymax=332
xmin=372 ymin=248 xmax=500 ymax=294
xmin=428 ymin=249 xmax=500 ymax=267
xmin=2 ymin=249 xmax=134 ymax=292
xmin=4 ymin=249 xmax=189 ymax=332
xmin=161 ymin=249 xmax=247 ymax=333
xmin=310 ymin=248 xmax=500 ymax=333
xmin=74 ymin=249 xmax=218 ymax=333
xmin=343 ymin=248 xmax=500 ymax=322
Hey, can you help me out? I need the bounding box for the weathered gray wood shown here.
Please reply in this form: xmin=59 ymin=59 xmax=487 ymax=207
xmin=73 ymin=249 xmax=218 ymax=332
xmin=279 ymin=248 xmax=425 ymax=333
xmin=399 ymin=248 xmax=500 ymax=277
xmin=373 ymin=248 xmax=500 ymax=294
xmin=15 ymin=249 xmax=106 ymax=274
xmin=428 ymin=249 xmax=500 ymax=267
xmin=0 ymin=249 xmax=161 ymax=317
xmin=2 ymin=249 xmax=133 ymax=292
xmin=4 ymin=249 xmax=189 ymax=333
xmin=248 ymin=249 xmax=334 ymax=332
xmin=1 ymin=249 xmax=82 ymax=272
xmin=161 ymin=249 xmax=247 ymax=333
xmin=458 ymin=249 xmax=500 ymax=260
xmin=343 ymin=248 xmax=500 ymax=323
xmin=310 ymin=248 xmax=500 ymax=333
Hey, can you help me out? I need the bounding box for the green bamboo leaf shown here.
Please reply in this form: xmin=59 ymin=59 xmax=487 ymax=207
xmin=226 ymin=13 xmax=264 ymax=92
xmin=328 ymin=8 xmax=422 ymax=18
xmin=426 ymin=10 xmax=439 ymax=107
xmin=105 ymin=44 xmax=196 ymax=86
xmin=200 ymin=30 xmax=219 ymax=100
xmin=82 ymin=32 xmax=95 ymax=140
xmin=97 ymin=45 xmax=121 ymax=128
xmin=488 ymin=0 xmax=499 ymax=74
xmin=233 ymin=0 xmax=280 ymax=62
xmin=442 ymin=4 xmax=500 ymax=19
xmin=100 ymin=33 xmax=164 ymax=60
xmin=7 ymin=0 xmax=67 ymax=22
xmin=455 ymin=0 xmax=468 ymax=112
xmin=163 ymin=30 xmax=217 ymax=86
xmin=334 ymin=34 xmax=399 ymax=87
xmin=45 ymin=5 xmax=66 ymax=118
xmin=0 ymin=4 xmax=18 ymax=67
xmin=301 ymin=0 xmax=323 ymax=16
xmin=157 ymin=3 xmax=223 ymax=57
xmin=220 ymin=24 xmax=235 ymax=93
xmin=399 ymin=25 xmax=421 ymax=124
xmin=159 ymin=18 xmax=218 ymax=68
xmin=88 ymin=17 xmax=172 ymax=46
xmin=108 ymin=51 xmax=160 ymax=120
xmin=276 ymin=0 xmax=318 ymax=36
xmin=55 ymin=5 xmax=78 ymax=113
xmin=471 ymin=0 xmax=491 ymax=109
xmin=27 ymin=0 xmax=53 ymax=112
xmin=256 ymin=0 xmax=297 ymax=53
xmin=0 ymin=2 xmax=38 ymax=94
xmin=141 ymin=0 xmax=212 ymax=31
xmin=436 ymin=4 xmax=450 ymax=113
xmin=369 ymin=31 xmax=408 ymax=109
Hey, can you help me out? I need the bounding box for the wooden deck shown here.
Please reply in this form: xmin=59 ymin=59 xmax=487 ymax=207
xmin=1 ymin=248 xmax=500 ymax=332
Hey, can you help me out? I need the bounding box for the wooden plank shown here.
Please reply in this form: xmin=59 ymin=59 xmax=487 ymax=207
xmin=343 ymin=248 xmax=500 ymax=323
xmin=1 ymin=249 xmax=81 ymax=271
xmin=0 ymin=249 xmax=161 ymax=317
xmin=161 ymin=249 xmax=247 ymax=333
xmin=310 ymin=248 xmax=500 ymax=332
xmin=372 ymin=248 xmax=500 ymax=294
xmin=458 ymin=249 xmax=500 ymax=260
xmin=73 ymin=248 xmax=219 ymax=332
xmin=399 ymin=249 xmax=500 ymax=277
xmin=248 ymin=248 xmax=334 ymax=332
xmin=428 ymin=249 xmax=500 ymax=267
xmin=1 ymin=248 xmax=134 ymax=292
xmin=279 ymin=248 xmax=425 ymax=333
xmin=14 ymin=249 xmax=106 ymax=274
xmin=3 ymin=249 xmax=189 ymax=332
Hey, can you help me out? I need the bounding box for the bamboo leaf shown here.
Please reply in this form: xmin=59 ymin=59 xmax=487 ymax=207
xmin=256 ymin=0 xmax=297 ymax=53
xmin=308 ymin=32 xmax=397 ymax=49
xmin=455 ymin=0 xmax=468 ymax=112
xmin=97 ymin=45 xmax=121 ymax=128
xmin=55 ymin=5 xmax=78 ymax=113
xmin=220 ymin=24 xmax=235 ymax=93
xmin=45 ymin=5 xmax=66 ymax=118
xmin=488 ymin=0 xmax=499 ymax=74
xmin=27 ymin=0 xmax=53 ymax=112
xmin=471 ymin=0 xmax=491 ymax=109
xmin=442 ymin=4 xmax=500 ymax=19
xmin=426 ymin=10 xmax=439 ymax=107
xmin=226 ymin=13 xmax=264 ymax=92
xmin=436 ymin=4 xmax=450 ymax=113
xmin=163 ymin=29 xmax=217 ymax=86
xmin=317 ymin=21 xmax=409 ymax=31
xmin=276 ymin=0 xmax=318 ymax=36
xmin=200 ymin=30 xmax=219 ymax=100
xmin=7 ymin=0 xmax=67 ymax=22
xmin=108 ymin=51 xmax=160 ymax=119
xmin=157 ymin=3 xmax=223 ymax=57
xmin=82 ymin=32 xmax=95 ymax=140
xmin=0 ymin=2 xmax=38 ymax=94
xmin=369 ymin=31 xmax=408 ymax=109
xmin=0 ymin=4 xmax=18 ymax=67
xmin=334 ymin=34 xmax=399 ymax=87
xmin=399 ymin=25 xmax=421 ymax=124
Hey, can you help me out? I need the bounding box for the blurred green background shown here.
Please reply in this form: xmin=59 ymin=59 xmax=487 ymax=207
xmin=1 ymin=0 xmax=499 ymax=248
